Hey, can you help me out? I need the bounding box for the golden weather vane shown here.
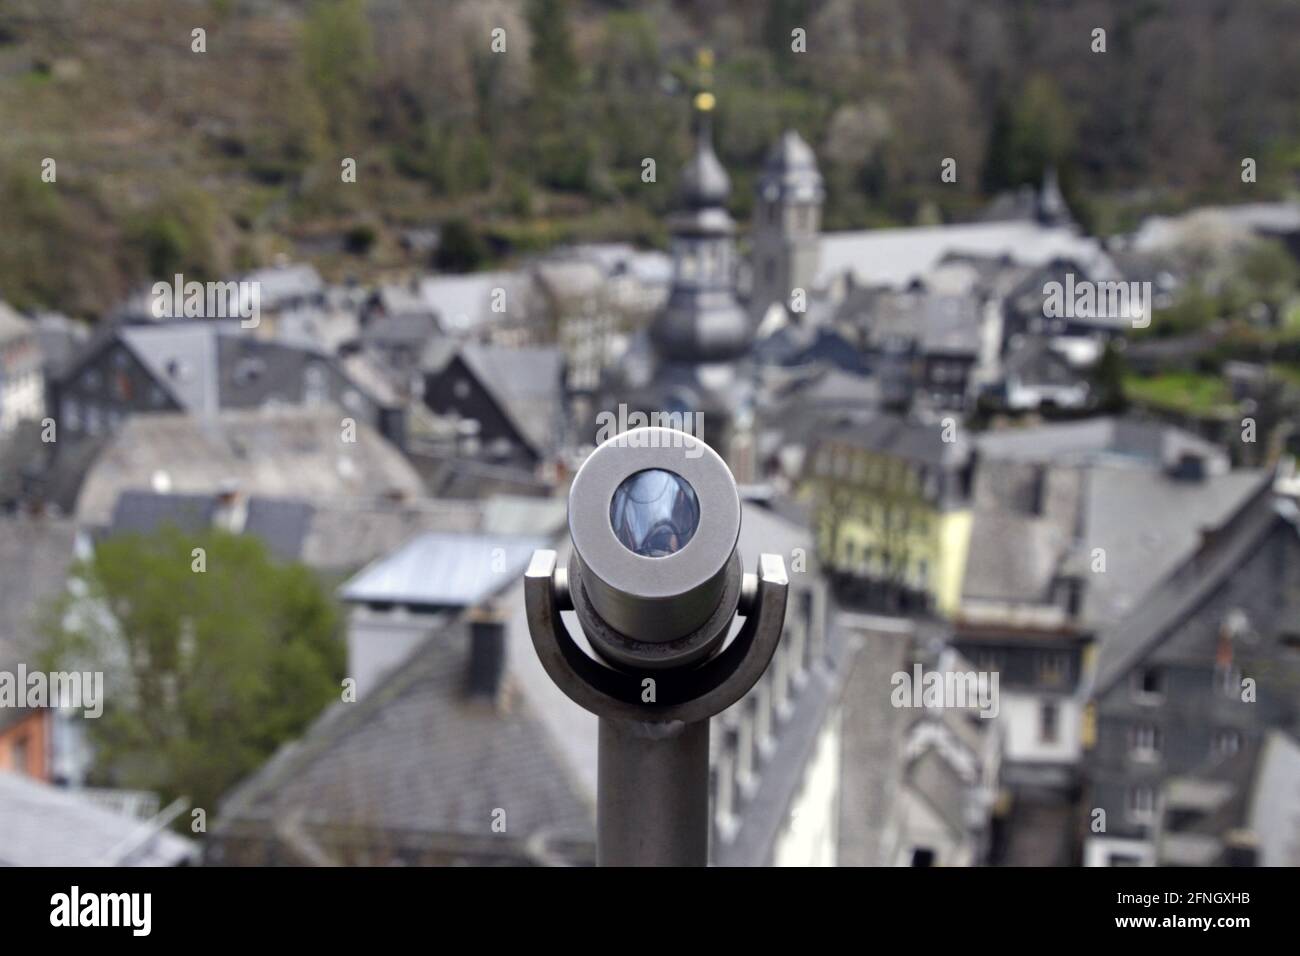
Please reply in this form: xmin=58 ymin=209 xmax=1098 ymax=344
xmin=693 ymin=47 xmax=715 ymax=113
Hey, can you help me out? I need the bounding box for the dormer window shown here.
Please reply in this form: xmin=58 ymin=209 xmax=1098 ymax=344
xmin=1132 ymin=667 xmax=1163 ymax=703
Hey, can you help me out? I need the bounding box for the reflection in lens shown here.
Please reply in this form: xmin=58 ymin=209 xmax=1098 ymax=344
xmin=609 ymin=469 xmax=701 ymax=558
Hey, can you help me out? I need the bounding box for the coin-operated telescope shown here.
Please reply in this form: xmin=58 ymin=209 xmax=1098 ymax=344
xmin=525 ymin=426 xmax=788 ymax=865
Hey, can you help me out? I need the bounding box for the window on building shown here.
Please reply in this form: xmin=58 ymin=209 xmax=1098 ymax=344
xmin=1129 ymin=724 xmax=1161 ymax=761
xmin=910 ymin=847 xmax=935 ymax=867
xmin=1133 ymin=667 xmax=1163 ymax=701
xmin=1038 ymin=651 xmax=1068 ymax=687
xmin=1127 ymin=786 xmax=1156 ymax=824
xmin=303 ymin=364 xmax=328 ymax=406
xmin=1216 ymin=663 xmax=1243 ymax=698
xmin=113 ymin=369 xmax=132 ymax=401
xmin=1039 ymin=701 xmax=1060 ymax=744
xmin=1211 ymin=728 xmax=1242 ymax=758
xmin=800 ymin=590 xmax=816 ymax=670
xmin=63 ymin=398 xmax=81 ymax=431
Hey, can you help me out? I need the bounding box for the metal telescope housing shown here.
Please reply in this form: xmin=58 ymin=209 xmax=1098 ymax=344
xmin=524 ymin=426 xmax=788 ymax=865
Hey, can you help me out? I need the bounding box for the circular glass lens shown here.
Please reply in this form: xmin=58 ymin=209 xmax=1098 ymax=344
xmin=609 ymin=468 xmax=701 ymax=558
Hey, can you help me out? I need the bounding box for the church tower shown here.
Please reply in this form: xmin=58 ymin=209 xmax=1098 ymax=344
xmin=642 ymin=51 xmax=755 ymax=478
xmin=650 ymin=86 xmax=749 ymax=366
xmin=750 ymin=130 xmax=825 ymax=320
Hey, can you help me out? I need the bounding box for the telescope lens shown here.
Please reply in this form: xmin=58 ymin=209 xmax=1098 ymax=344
xmin=609 ymin=469 xmax=701 ymax=558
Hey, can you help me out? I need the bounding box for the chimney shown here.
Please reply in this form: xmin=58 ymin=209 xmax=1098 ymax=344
xmin=214 ymin=480 xmax=247 ymax=533
xmin=466 ymin=605 xmax=507 ymax=702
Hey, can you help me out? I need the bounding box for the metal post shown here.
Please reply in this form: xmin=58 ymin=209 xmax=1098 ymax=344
xmin=597 ymin=718 xmax=709 ymax=866
xmin=524 ymin=429 xmax=788 ymax=868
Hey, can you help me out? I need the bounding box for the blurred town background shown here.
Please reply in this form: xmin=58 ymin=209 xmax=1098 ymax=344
xmin=1 ymin=0 xmax=1299 ymax=866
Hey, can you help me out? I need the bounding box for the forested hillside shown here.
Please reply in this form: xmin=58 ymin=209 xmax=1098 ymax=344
xmin=1 ymin=0 xmax=1296 ymax=316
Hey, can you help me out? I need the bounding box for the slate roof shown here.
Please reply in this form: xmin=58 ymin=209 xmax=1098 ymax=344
xmin=0 ymin=772 xmax=196 ymax=866
xmin=816 ymin=219 xmax=1116 ymax=291
xmin=213 ymin=620 xmax=594 ymax=854
xmin=1132 ymin=201 xmax=1300 ymax=253
xmin=418 ymin=272 xmax=525 ymax=334
xmin=757 ymin=130 xmax=824 ymax=203
xmin=119 ymin=323 xmax=221 ymax=415
xmin=340 ymin=532 xmax=549 ymax=609
xmin=842 ymin=289 xmax=984 ymax=357
xmin=1078 ymin=466 xmax=1270 ymax=628
xmin=794 ymin=367 xmax=882 ymax=408
xmin=962 ymin=462 xmax=1085 ymax=605
xmin=217 ymin=497 xmax=851 ymax=868
xmin=243 ymin=497 xmax=315 ymax=561
xmin=110 ymin=490 xmax=220 ymax=536
xmin=975 ymin=417 xmax=1230 ymax=473
xmin=679 ymin=128 xmax=731 ymax=209
xmin=97 ymin=489 xmax=496 ymax=575
xmin=1001 ymin=336 xmax=1086 ymax=388
xmin=1091 ymin=487 xmax=1294 ymax=694
xmin=457 ymin=344 xmax=564 ymax=456
xmin=239 ymin=262 xmax=324 ymax=311
xmin=296 ymin=497 xmax=483 ymax=572
xmin=564 ymin=243 xmax=673 ymax=287
xmin=812 ymin=412 xmax=972 ymax=469
xmin=65 ymin=321 xmax=397 ymax=418
xmin=0 ymin=515 xmax=77 ymax=673
xmin=75 ymin=407 xmax=425 ymax=527
xmin=32 ymin=311 xmax=89 ymax=376
xmin=532 ymin=258 xmax=605 ymax=300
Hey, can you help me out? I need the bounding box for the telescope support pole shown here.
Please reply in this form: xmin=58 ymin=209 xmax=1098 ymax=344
xmin=597 ymin=717 xmax=709 ymax=866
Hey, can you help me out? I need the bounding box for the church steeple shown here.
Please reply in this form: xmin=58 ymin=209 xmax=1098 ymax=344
xmin=650 ymin=51 xmax=751 ymax=364
xmin=751 ymin=129 xmax=824 ymax=319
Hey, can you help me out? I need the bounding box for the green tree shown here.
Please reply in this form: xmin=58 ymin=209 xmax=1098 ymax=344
xmin=40 ymin=528 xmax=344 ymax=818
xmin=435 ymin=217 xmax=488 ymax=273
xmin=1091 ymin=339 xmax=1129 ymax=414
xmin=527 ymin=0 xmax=579 ymax=102
xmin=762 ymin=0 xmax=811 ymax=75
xmin=302 ymin=0 xmax=376 ymax=142
xmin=126 ymin=187 xmax=222 ymax=282
xmin=983 ymin=75 xmax=1075 ymax=192
xmin=1235 ymin=240 xmax=1300 ymax=318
